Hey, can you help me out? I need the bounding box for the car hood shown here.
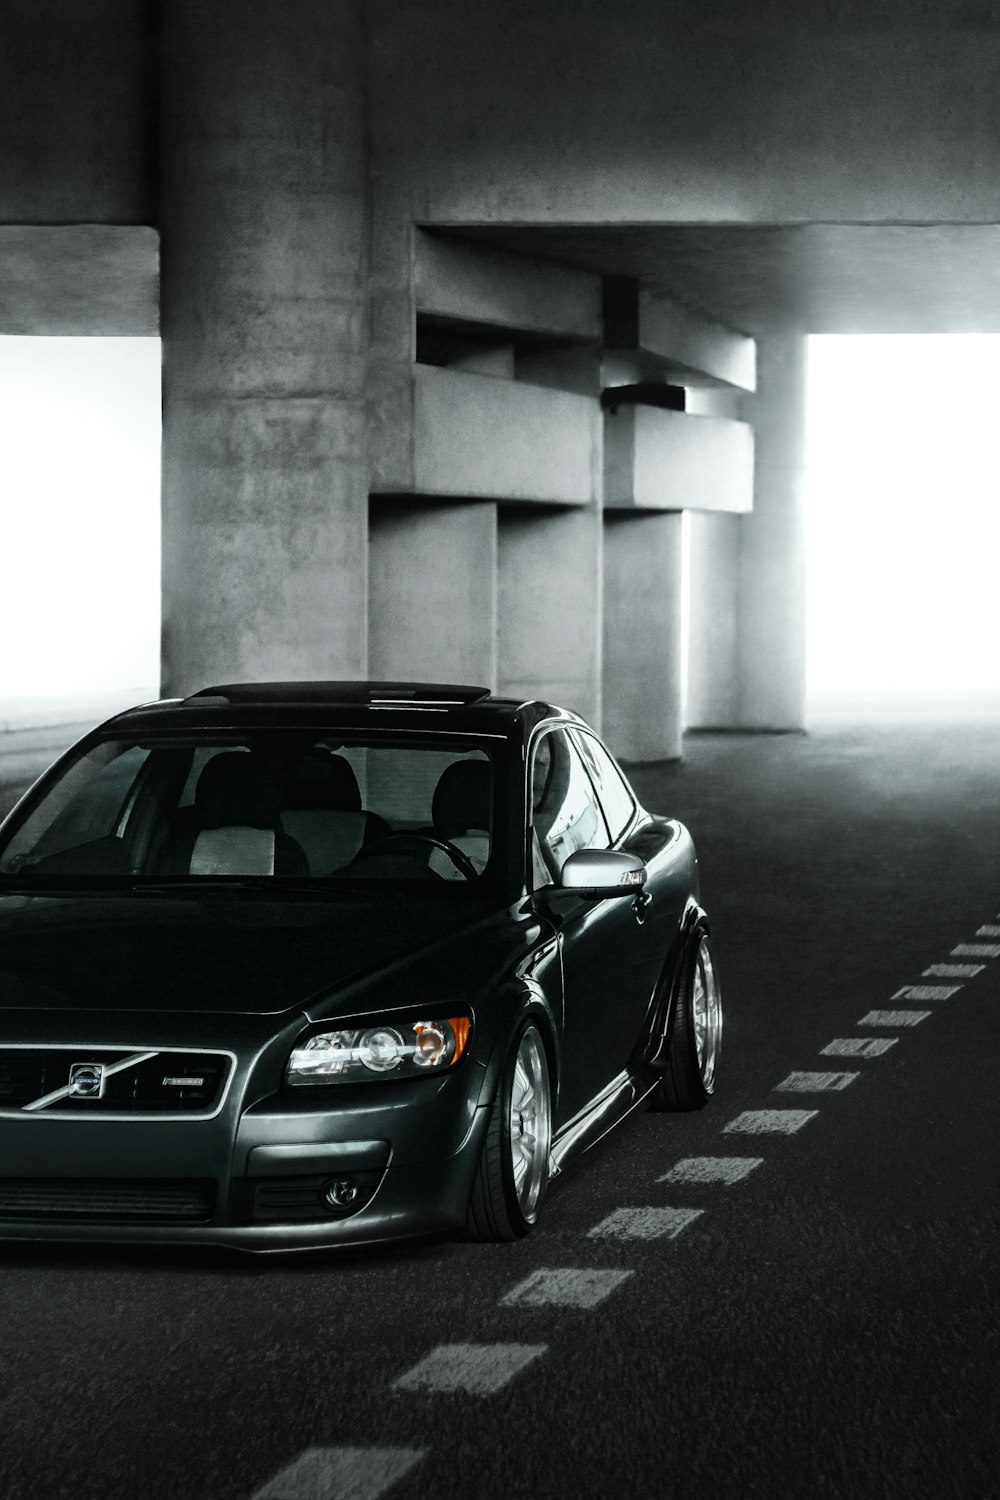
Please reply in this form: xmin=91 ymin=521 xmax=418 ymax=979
xmin=0 ymin=889 xmax=499 ymax=1016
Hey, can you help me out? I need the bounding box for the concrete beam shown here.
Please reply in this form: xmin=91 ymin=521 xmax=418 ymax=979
xmin=406 ymin=365 xmax=600 ymax=504
xmin=368 ymin=499 xmax=497 ymax=686
xmin=603 ymin=513 xmax=684 ymax=761
xmin=416 ymin=231 xmax=601 ymax=340
xmin=639 ymin=290 xmax=756 ymax=392
xmin=0 ymin=226 xmax=159 ymax=336
xmin=604 ymin=407 xmax=754 ymax=514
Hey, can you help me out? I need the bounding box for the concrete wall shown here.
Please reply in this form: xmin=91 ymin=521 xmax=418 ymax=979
xmin=498 ymin=508 xmax=602 ymax=728
xmin=686 ymin=513 xmax=741 ymax=729
xmin=735 ymin=333 xmax=808 ymax=729
xmin=159 ymin=0 xmax=370 ymax=695
xmin=368 ymin=500 xmax=497 ymax=686
xmin=603 ymin=513 xmax=684 ymax=760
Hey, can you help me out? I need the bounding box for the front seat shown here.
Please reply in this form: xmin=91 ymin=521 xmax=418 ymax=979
xmin=159 ymin=753 xmax=308 ymax=876
xmin=279 ymin=751 xmax=389 ymax=875
xmin=430 ymin=760 xmax=492 ymax=878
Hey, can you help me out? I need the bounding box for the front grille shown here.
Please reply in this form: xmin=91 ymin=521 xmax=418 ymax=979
xmin=0 ymin=1048 xmax=232 ymax=1115
xmin=0 ymin=1178 xmax=216 ymax=1221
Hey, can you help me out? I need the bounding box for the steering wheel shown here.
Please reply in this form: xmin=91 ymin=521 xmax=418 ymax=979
xmin=351 ymin=831 xmax=479 ymax=881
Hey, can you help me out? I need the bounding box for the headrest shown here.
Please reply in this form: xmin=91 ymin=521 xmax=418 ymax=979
xmin=194 ymin=752 xmax=279 ymax=831
xmin=281 ymin=752 xmax=362 ymax=812
xmin=432 ymin=760 xmax=492 ymax=837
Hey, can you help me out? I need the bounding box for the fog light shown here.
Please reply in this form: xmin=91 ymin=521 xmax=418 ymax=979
xmin=324 ymin=1177 xmax=358 ymax=1210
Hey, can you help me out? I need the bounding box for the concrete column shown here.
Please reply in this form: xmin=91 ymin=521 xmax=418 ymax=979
xmin=158 ymin=2 xmax=369 ymax=695
xmin=686 ymin=512 xmax=741 ymax=728
xmin=497 ymin=508 xmax=602 ymax=729
xmin=368 ymin=500 xmax=497 ymax=686
xmin=603 ymin=513 xmax=684 ymax=761
xmin=736 ymin=332 xmax=808 ymax=728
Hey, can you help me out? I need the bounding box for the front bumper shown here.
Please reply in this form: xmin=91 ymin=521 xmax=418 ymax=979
xmin=0 ymin=1055 xmax=492 ymax=1253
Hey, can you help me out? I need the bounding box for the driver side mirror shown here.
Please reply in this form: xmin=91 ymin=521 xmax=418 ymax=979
xmin=558 ymin=848 xmax=647 ymax=898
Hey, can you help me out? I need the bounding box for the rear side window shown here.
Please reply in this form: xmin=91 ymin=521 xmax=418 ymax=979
xmin=571 ymin=730 xmax=636 ymax=844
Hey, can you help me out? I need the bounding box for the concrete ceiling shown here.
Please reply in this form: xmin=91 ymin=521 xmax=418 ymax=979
xmin=461 ymin=224 xmax=1000 ymax=337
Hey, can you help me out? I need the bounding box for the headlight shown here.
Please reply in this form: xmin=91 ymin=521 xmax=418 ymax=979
xmin=286 ymin=1014 xmax=471 ymax=1086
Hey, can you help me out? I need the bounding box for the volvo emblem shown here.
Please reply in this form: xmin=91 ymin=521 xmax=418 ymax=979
xmin=68 ymin=1062 xmax=106 ymax=1099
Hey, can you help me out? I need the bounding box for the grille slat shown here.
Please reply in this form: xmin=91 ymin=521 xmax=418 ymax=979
xmin=0 ymin=1178 xmax=216 ymax=1221
xmin=0 ymin=1048 xmax=232 ymax=1115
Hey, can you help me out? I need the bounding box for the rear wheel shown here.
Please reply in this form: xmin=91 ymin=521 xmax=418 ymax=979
xmin=652 ymin=931 xmax=722 ymax=1111
xmin=465 ymin=1022 xmax=552 ymax=1241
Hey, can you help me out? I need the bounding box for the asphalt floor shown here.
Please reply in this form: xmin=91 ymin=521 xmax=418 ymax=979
xmin=0 ymin=719 xmax=998 ymax=1500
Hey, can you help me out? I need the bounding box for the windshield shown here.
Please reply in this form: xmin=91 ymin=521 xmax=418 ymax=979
xmin=0 ymin=733 xmax=496 ymax=887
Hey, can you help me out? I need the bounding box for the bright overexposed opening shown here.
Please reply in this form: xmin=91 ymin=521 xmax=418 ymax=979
xmin=806 ymin=334 xmax=1000 ymax=720
xmin=0 ymin=337 xmax=160 ymax=728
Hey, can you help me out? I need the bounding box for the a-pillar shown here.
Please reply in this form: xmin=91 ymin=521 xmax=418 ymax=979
xmin=603 ymin=512 xmax=684 ymax=760
xmin=158 ymin=1 xmax=369 ymax=695
xmin=368 ymin=501 xmax=498 ymax=687
xmin=736 ymin=332 xmax=808 ymax=728
xmin=497 ymin=507 xmax=602 ymax=729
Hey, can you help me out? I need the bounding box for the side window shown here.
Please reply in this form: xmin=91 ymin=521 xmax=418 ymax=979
xmin=571 ymin=730 xmax=636 ymax=844
xmin=530 ymin=728 xmax=610 ymax=883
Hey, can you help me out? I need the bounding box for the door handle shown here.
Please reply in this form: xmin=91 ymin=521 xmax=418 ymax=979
xmin=632 ymin=891 xmax=652 ymax=924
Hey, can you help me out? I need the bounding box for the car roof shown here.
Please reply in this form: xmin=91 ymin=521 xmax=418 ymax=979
xmin=99 ymin=682 xmax=587 ymax=741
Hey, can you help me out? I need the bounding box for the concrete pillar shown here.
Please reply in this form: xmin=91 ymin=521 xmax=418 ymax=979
xmin=497 ymin=508 xmax=602 ymax=728
xmin=686 ymin=512 xmax=741 ymax=728
xmin=603 ymin=513 xmax=684 ymax=761
xmin=158 ymin=2 xmax=369 ymax=695
xmin=735 ymin=333 xmax=808 ymax=728
xmin=368 ymin=500 xmax=497 ymax=686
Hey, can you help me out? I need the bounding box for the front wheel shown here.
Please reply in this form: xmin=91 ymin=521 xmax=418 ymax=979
xmin=651 ymin=931 xmax=722 ymax=1111
xmin=465 ymin=1022 xmax=552 ymax=1241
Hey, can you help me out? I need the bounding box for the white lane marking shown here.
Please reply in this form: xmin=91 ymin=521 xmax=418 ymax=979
xmin=858 ymin=1009 xmax=931 ymax=1027
xmin=587 ymin=1206 xmax=702 ymax=1240
xmin=924 ymin=963 xmax=984 ymax=978
xmin=393 ymin=1343 xmax=545 ymax=1395
xmin=952 ymin=943 xmax=1000 ymax=958
xmin=501 ymin=1267 xmax=633 ymax=1309
xmin=820 ymin=1037 xmax=898 ymax=1058
xmin=251 ymin=1447 xmax=426 ymax=1500
xmin=776 ymin=1070 xmax=858 ymax=1092
xmin=724 ymin=1109 xmax=818 ymax=1134
xmin=658 ymin=1156 xmax=763 ymax=1185
xmin=975 ymin=925 xmax=1000 ymax=937
xmin=892 ymin=984 xmax=961 ymax=1001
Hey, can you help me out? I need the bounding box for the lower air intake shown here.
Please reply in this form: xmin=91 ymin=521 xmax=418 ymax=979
xmin=0 ymin=1178 xmax=216 ymax=1222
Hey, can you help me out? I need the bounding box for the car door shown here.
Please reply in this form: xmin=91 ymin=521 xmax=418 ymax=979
xmin=529 ymin=725 xmax=667 ymax=1124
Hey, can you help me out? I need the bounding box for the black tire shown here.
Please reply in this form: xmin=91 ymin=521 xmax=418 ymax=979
xmin=465 ymin=1021 xmax=552 ymax=1242
xmin=651 ymin=930 xmax=722 ymax=1112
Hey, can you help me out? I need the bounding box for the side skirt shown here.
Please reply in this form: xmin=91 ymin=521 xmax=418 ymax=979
xmin=547 ymin=1063 xmax=660 ymax=1179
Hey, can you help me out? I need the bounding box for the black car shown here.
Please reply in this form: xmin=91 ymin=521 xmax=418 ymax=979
xmin=0 ymin=681 xmax=721 ymax=1251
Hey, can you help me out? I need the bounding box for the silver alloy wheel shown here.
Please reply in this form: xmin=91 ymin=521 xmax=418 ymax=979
xmin=508 ymin=1026 xmax=551 ymax=1221
xmin=691 ymin=940 xmax=722 ymax=1091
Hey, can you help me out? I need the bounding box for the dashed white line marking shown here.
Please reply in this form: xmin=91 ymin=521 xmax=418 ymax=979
xmin=776 ymin=1070 xmax=859 ymax=1092
xmin=587 ymin=1206 xmax=702 ymax=1240
xmin=892 ymin=984 xmax=961 ymax=1001
xmin=393 ymin=1343 xmax=546 ymax=1395
xmin=820 ymin=1037 xmax=898 ymax=1058
xmin=724 ymin=1109 xmax=818 ymax=1134
xmin=858 ymin=1009 xmax=931 ymax=1027
xmin=952 ymin=943 xmax=1000 ymax=958
xmin=501 ymin=1267 xmax=633 ymax=1309
xmin=923 ymin=963 xmax=984 ymax=978
xmin=975 ymin=925 xmax=1000 ymax=938
xmin=658 ymin=1156 xmax=764 ymax=1185
xmin=251 ymin=1447 xmax=426 ymax=1500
